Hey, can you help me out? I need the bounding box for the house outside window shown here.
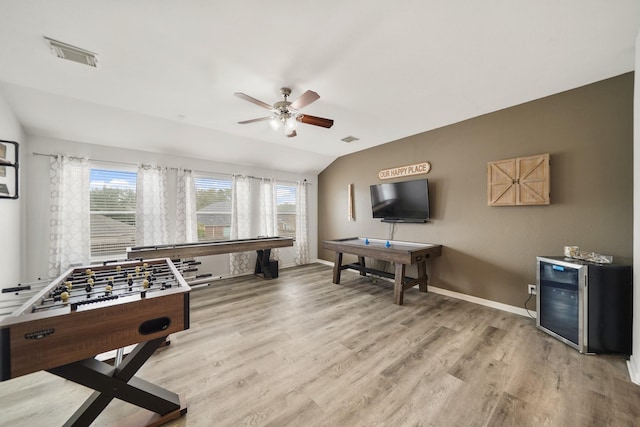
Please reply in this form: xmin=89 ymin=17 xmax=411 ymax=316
xmin=89 ymin=168 xmax=137 ymax=258
xmin=195 ymin=176 xmax=232 ymax=241
xmin=276 ymin=184 xmax=296 ymax=238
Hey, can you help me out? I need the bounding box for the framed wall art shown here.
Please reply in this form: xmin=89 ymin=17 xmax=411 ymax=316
xmin=0 ymin=140 xmax=19 ymax=199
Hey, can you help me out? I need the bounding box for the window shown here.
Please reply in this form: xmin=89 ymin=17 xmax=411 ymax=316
xmin=195 ymin=176 xmax=232 ymax=241
xmin=276 ymin=184 xmax=296 ymax=238
xmin=89 ymin=168 xmax=137 ymax=258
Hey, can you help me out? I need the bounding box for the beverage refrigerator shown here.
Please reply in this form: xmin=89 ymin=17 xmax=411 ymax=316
xmin=536 ymin=256 xmax=632 ymax=354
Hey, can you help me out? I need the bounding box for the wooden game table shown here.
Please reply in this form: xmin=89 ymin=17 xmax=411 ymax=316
xmin=127 ymin=236 xmax=294 ymax=279
xmin=323 ymin=237 xmax=442 ymax=305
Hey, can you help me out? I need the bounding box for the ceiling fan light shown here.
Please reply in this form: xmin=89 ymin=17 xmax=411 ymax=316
xmin=285 ymin=116 xmax=297 ymax=131
xmin=269 ymin=117 xmax=282 ymax=131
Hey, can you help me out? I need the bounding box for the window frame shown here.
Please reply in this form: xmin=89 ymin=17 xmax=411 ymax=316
xmin=89 ymin=164 xmax=137 ymax=261
xmin=276 ymin=183 xmax=297 ymax=239
xmin=194 ymin=173 xmax=233 ymax=242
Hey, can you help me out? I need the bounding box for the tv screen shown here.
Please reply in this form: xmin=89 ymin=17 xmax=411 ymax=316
xmin=370 ymin=179 xmax=430 ymax=223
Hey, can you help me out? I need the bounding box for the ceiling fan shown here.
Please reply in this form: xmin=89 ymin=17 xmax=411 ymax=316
xmin=234 ymin=87 xmax=334 ymax=138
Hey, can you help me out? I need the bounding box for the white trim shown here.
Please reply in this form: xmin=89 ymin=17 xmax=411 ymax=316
xmin=428 ymin=285 xmax=536 ymax=319
xmin=316 ymin=259 xmax=536 ymax=318
xmin=628 ymin=355 xmax=640 ymax=386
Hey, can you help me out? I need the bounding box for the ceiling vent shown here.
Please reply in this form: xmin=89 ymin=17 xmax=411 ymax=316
xmin=44 ymin=36 xmax=98 ymax=68
xmin=341 ymin=136 xmax=359 ymax=143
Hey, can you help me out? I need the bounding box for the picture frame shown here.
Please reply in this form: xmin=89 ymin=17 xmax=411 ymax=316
xmin=0 ymin=140 xmax=19 ymax=199
xmin=0 ymin=143 xmax=5 ymax=177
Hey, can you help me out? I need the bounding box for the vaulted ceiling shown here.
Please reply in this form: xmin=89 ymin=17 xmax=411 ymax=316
xmin=0 ymin=1 xmax=638 ymax=174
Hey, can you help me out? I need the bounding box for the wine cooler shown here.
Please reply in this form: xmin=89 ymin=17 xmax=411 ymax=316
xmin=536 ymin=256 xmax=632 ymax=354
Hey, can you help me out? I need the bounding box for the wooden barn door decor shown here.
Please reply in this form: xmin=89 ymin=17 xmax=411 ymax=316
xmin=488 ymin=153 xmax=549 ymax=206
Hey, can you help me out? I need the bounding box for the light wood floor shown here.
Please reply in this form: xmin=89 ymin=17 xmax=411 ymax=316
xmin=1 ymin=263 xmax=639 ymax=426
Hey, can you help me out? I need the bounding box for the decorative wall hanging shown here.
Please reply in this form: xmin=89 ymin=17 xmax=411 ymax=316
xmin=487 ymin=153 xmax=549 ymax=206
xmin=0 ymin=140 xmax=18 ymax=199
xmin=378 ymin=161 xmax=431 ymax=180
xmin=347 ymin=183 xmax=355 ymax=221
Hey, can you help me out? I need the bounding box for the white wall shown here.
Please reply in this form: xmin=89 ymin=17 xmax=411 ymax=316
xmin=25 ymin=136 xmax=318 ymax=281
xmin=0 ymin=92 xmax=25 ymax=286
xmin=630 ymin=29 xmax=640 ymax=385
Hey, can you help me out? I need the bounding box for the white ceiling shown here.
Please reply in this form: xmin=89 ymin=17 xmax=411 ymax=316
xmin=0 ymin=1 xmax=638 ymax=174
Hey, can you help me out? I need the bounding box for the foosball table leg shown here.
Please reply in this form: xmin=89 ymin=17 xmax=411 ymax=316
xmin=47 ymin=336 xmax=187 ymax=427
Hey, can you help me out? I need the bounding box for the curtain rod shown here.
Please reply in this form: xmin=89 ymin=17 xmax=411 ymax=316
xmin=32 ymin=152 xmax=309 ymax=185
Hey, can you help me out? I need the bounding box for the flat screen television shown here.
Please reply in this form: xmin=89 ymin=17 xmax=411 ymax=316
xmin=370 ymin=179 xmax=430 ymax=223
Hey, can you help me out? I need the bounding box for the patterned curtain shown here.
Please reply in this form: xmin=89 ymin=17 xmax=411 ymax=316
xmin=48 ymin=155 xmax=91 ymax=276
xmin=259 ymin=178 xmax=280 ymax=262
xmin=294 ymin=180 xmax=310 ymax=265
xmin=175 ymin=168 xmax=198 ymax=243
xmin=230 ymin=175 xmax=252 ymax=274
xmin=136 ymin=165 xmax=169 ymax=246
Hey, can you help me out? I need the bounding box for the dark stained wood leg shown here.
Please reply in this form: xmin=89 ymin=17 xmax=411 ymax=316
xmin=47 ymin=337 xmax=186 ymax=427
xmin=332 ymin=252 xmax=343 ymax=284
xmin=393 ymin=263 xmax=406 ymax=305
xmin=358 ymin=256 xmax=366 ymax=276
xmin=417 ymin=260 xmax=428 ymax=292
xmin=255 ymin=249 xmax=273 ymax=279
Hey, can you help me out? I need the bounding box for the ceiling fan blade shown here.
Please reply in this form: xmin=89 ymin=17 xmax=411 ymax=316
xmin=297 ymin=114 xmax=334 ymax=128
xmin=238 ymin=117 xmax=272 ymax=124
xmin=286 ymin=129 xmax=297 ymax=138
xmin=234 ymin=92 xmax=273 ymax=110
xmin=290 ymin=90 xmax=320 ymax=110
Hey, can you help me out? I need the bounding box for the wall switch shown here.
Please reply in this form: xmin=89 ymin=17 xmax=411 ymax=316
xmin=528 ymin=284 xmax=537 ymax=295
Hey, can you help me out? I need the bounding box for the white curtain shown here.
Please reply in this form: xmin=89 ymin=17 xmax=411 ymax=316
xmin=230 ymin=175 xmax=252 ymax=274
xmin=136 ymin=165 xmax=169 ymax=246
xmin=48 ymin=155 xmax=91 ymax=276
xmin=259 ymin=178 xmax=280 ymax=262
xmin=294 ymin=181 xmax=309 ymax=265
xmin=175 ymin=168 xmax=198 ymax=243
xmin=295 ymin=180 xmax=310 ymax=265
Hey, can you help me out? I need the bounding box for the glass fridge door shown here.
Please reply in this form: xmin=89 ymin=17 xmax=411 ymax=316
xmin=537 ymin=257 xmax=586 ymax=351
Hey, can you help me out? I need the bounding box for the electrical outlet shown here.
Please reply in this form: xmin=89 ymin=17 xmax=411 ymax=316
xmin=527 ymin=284 xmax=537 ymax=295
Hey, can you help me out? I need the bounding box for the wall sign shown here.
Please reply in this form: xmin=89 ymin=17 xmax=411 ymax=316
xmin=378 ymin=162 xmax=431 ymax=180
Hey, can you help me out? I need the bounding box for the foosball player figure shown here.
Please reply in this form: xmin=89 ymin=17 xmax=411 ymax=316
xmin=105 ymin=284 xmax=113 ymax=296
xmin=85 ymin=278 xmax=94 ymax=298
xmin=60 ymin=291 xmax=70 ymax=304
xmin=128 ymin=277 xmax=134 ymax=292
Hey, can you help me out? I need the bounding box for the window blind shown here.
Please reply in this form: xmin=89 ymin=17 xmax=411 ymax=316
xmin=89 ymin=168 xmax=137 ymax=257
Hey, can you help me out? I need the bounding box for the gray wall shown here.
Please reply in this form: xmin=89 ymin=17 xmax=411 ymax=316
xmin=0 ymin=92 xmax=25 ymax=284
xmin=318 ymin=73 xmax=633 ymax=309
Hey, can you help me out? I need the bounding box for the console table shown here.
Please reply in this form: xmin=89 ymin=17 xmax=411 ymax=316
xmin=323 ymin=237 xmax=442 ymax=305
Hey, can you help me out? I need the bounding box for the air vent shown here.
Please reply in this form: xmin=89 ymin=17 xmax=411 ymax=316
xmin=341 ymin=136 xmax=359 ymax=143
xmin=44 ymin=37 xmax=98 ymax=68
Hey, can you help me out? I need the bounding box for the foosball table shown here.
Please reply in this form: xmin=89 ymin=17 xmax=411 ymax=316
xmin=0 ymin=258 xmax=190 ymax=426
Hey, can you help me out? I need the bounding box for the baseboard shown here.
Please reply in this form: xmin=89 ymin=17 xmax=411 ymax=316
xmin=428 ymin=285 xmax=536 ymax=319
xmin=627 ymin=355 xmax=640 ymax=385
xmin=316 ymin=259 xmax=536 ymax=318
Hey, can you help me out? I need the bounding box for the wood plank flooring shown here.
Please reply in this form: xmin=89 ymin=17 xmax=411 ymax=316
xmin=1 ymin=263 xmax=639 ymax=426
